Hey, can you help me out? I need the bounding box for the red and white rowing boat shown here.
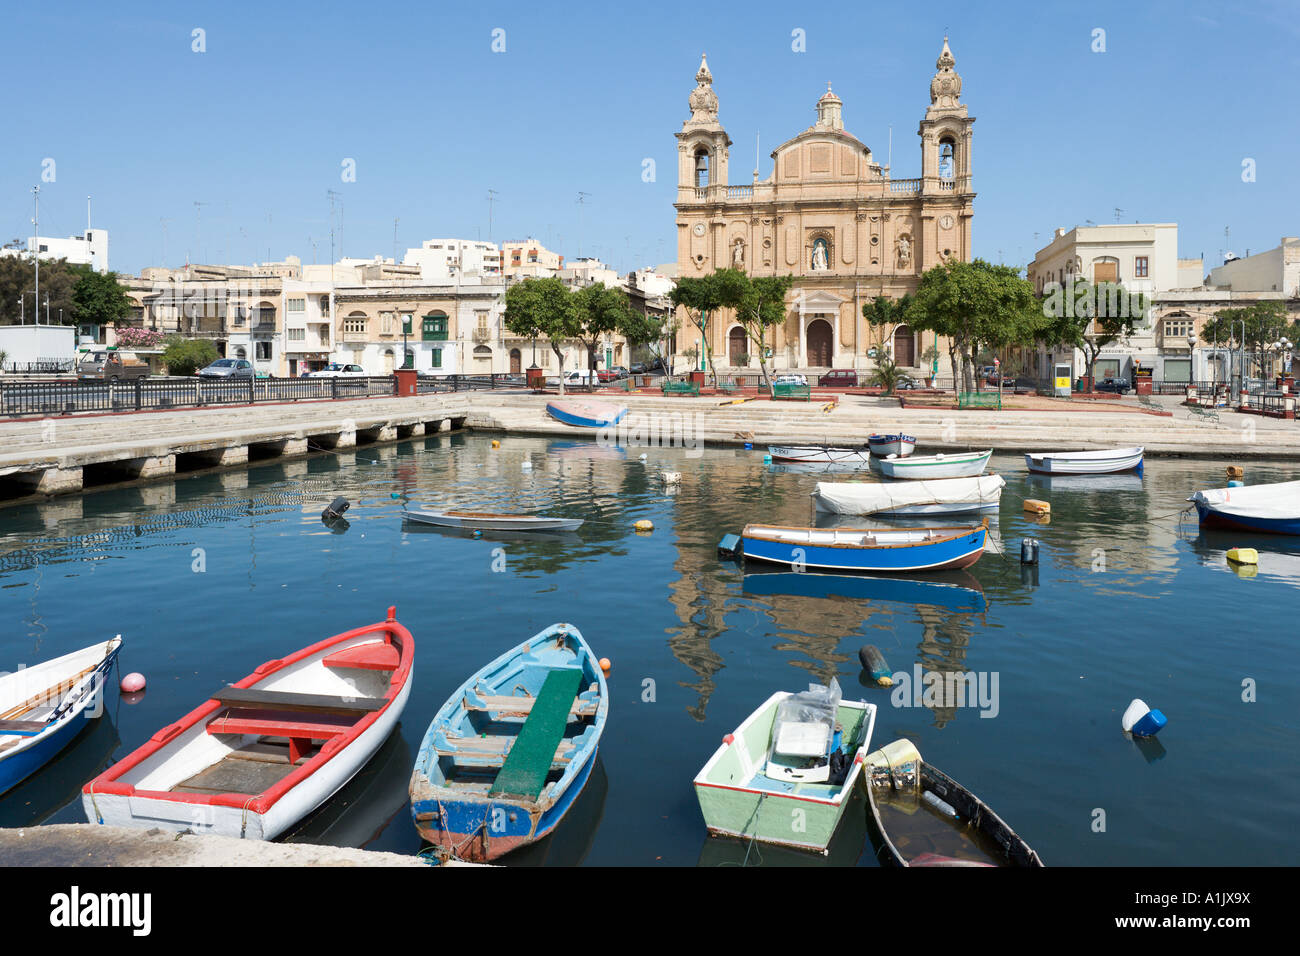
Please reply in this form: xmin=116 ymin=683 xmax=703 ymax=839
xmin=82 ymin=608 xmax=413 ymax=840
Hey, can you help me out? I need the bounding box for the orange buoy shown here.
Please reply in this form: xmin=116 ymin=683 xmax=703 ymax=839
xmin=723 ymin=734 xmax=735 ymax=745
xmin=599 ymin=657 xmax=611 ymax=674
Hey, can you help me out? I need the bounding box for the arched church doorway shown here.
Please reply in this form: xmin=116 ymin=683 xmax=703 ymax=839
xmin=728 ymin=327 xmax=748 ymax=365
xmin=806 ymin=319 xmax=833 ymax=367
xmin=893 ymin=325 xmax=915 ymax=367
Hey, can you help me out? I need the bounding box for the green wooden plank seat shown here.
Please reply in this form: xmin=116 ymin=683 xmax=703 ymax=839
xmin=488 ymin=668 xmax=584 ymax=800
xmin=773 ymin=382 xmax=811 ymax=401
xmin=717 ymin=380 xmax=740 ymax=394
xmin=661 ymin=380 xmax=700 ymax=397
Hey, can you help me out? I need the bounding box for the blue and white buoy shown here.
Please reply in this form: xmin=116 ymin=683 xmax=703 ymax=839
xmin=1121 ymin=698 xmax=1167 ymax=737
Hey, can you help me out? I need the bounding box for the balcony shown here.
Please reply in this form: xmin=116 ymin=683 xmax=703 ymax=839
xmin=342 ymin=331 xmax=368 ymax=343
xmin=888 ymin=178 xmax=921 ymax=195
xmin=472 ymin=327 xmax=495 ymax=344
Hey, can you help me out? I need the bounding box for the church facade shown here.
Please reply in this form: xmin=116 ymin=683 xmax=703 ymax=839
xmin=673 ymin=40 xmax=974 ymax=374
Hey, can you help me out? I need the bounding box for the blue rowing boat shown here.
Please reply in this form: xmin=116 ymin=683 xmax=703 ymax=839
xmin=719 ymin=520 xmax=988 ymax=573
xmin=1 ymin=637 xmax=121 ymax=797
xmin=1189 ymin=480 xmax=1300 ymax=536
xmin=409 ymin=624 xmax=608 ymax=862
xmin=545 ymin=400 xmax=627 ymax=428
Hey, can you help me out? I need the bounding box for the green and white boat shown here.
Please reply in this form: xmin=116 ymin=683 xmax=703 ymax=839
xmin=693 ymin=682 xmax=877 ymax=854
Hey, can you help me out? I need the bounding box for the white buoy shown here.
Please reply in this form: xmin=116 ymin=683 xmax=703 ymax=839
xmin=521 ymin=460 xmax=532 ymax=471
xmin=660 ymin=471 xmax=681 ymax=485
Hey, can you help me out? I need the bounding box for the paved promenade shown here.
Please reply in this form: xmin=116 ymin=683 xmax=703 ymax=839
xmin=467 ymin=390 xmax=1300 ymax=458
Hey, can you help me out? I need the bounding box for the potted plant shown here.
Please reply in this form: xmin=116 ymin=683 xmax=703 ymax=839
xmin=920 ymin=345 xmax=940 ymax=387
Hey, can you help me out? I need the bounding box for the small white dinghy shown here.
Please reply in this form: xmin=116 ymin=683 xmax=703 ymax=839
xmin=812 ymin=475 xmax=1006 ymax=515
xmin=1 ymin=637 xmax=122 ymax=797
xmin=1025 ymin=446 xmax=1143 ymax=475
xmin=404 ymin=509 xmax=583 ymax=532
xmin=876 ymin=450 xmax=992 ymax=480
xmin=82 ymin=608 xmax=413 ymax=841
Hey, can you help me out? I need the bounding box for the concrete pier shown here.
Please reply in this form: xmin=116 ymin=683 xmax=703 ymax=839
xmin=0 ymin=393 xmax=470 ymax=506
xmin=0 ymin=824 xmax=470 ymax=867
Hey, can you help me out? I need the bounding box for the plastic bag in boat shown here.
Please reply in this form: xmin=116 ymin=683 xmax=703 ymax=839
xmin=765 ymin=679 xmax=843 ymax=782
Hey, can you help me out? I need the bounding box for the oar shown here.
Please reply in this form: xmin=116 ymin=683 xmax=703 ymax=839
xmin=0 ymin=663 xmax=99 ymax=722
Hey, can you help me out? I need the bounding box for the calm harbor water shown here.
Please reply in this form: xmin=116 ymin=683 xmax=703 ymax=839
xmin=2 ymin=432 xmax=1297 ymax=865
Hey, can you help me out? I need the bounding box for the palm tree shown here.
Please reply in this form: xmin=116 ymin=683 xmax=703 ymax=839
xmin=868 ymin=356 xmax=905 ymax=395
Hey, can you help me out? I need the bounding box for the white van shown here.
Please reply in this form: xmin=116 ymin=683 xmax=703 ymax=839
xmin=545 ymin=368 xmax=599 ymax=388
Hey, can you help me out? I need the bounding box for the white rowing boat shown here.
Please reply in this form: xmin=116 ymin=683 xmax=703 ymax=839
xmin=812 ymin=475 xmax=1006 ymax=515
xmin=1024 ymin=446 xmax=1143 ymax=475
xmin=1 ymin=637 xmax=122 ymax=796
xmin=83 ymin=609 xmax=413 ymax=840
xmin=404 ymin=509 xmax=584 ymax=532
xmin=876 ymin=450 xmax=992 ymax=480
xmin=768 ymin=445 xmax=872 ymax=465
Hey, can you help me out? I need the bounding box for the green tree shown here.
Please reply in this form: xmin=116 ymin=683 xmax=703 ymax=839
xmin=906 ymin=259 xmax=1043 ymax=392
xmin=622 ymin=308 xmax=677 ymax=375
xmin=70 ymin=265 xmax=132 ymax=329
xmin=863 ymin=294 xmax=912 ymax=360
xmin=867 ymin=355 xmax=906 ymax=395
xmin=734 ymin=273 xmax=795 ymax=395
xmin=503 ymin=277 xmax=581 ymax=394
xmin=1039 ymin=278 xmax=1149 ymax=387
xmin=572 ymin=282 xmax=638 ymax=373
xmin=1200 ymin=301 xmax=1299 ymax=378
xmin=162 ymin=336 xmax=217 ymax=376
xmin=671 ymin=268 xmax=747 ymax=388
xmin=0 ymin=254 xmax=78 ymax=325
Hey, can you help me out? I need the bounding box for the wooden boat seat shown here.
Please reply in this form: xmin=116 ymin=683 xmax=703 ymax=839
xmin=206 ymin=708 xmax=362 ymax=764
xmin=211 ymin=686 xmax=385 ymax=716
xmin=321 ymin=642 xmax=400 ymax=672
xmin=0 ymin=718 xmax=48 ymax=737
xmin=434 ymin=732 xmax=578 ymax=770
xmin=463 ymin=686 xmax=598 ymax=720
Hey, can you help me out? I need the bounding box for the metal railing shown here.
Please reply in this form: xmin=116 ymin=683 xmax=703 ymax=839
xmin=2 ymin=358 xmax=76 ymax=374
xmin=1 ymin=375 xmax=401 ymax=417
xmin=415 ymin=374 xmax=528 ymax=393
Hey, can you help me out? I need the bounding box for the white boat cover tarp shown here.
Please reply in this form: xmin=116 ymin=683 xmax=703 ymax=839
xmin=813 ymin=475 xmax=1006 ymax=514
xmin=1191 ymin=479 xmax=1300 ymax=519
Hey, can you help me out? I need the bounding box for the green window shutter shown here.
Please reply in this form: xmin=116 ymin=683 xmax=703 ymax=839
xmin=432 ymin=348 xmax=442 ymax=368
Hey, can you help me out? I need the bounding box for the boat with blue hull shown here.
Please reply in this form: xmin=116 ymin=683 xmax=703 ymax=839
xmin=409 ymin=623 xmax=608 ymax=863
xmin=1189 ymin=480 xmax=1300 ymax=536
xmin=545 ymin=400 xmax=627 ymax=429
xmin=1 ymin=637 xmax=121 ymax=797
xmin=719 ymin=520 xmax=988 ymax=573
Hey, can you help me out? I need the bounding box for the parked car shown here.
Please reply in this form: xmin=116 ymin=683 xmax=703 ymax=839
xmin=78 ymin=349 xmax=149 ymax=382
xmin=545 ymin=369 xmax=599 ymax=388
xmin=596 ymin=369 xmax=619 ymax=383
xmin=817 ymin=369 xmax=858 ymax=387
xmin=198 ymin=358 xmax=254 ymax=379
xmin=630 ymin=362 xmax=647 ymax=375
xmin=308 ymin=363 xmax=368 ymax=378
xmin=896 ymin=375 xmax=922 ymax=390
xmin=1095 ymin=377 xmax=1131 ymax=395
xmin=612 ymin=366 xmax=630 ymax=379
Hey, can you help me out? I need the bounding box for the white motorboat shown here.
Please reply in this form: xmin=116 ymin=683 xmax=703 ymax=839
xmin=812 ymin=475 xmax=1005 ymax=515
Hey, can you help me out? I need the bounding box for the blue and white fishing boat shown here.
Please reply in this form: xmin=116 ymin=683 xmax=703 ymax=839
xmin=1189 ymin=479 xmax=1300 ymax=536
xmin=1 ymin=637 xmax=121 ymax=797
xmin=545 ymin=400 xmax=627 ymax=429
xmin=718 ymin=520 xmax=989 ymax=573
xmin=867 ymin=434 xmax=917 ymax=458
xmin=409 ymin=624 xmax=608 ymax=862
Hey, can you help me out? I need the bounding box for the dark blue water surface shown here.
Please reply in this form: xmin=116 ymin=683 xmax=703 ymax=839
xmin=1 ymin=433 xmax=1296 ymax=865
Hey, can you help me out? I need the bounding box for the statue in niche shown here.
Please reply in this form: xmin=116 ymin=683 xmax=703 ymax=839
xmin=732 ymin=239 xmax=745 ymax=267
xmin=897 ymin=234 xmax=912 ymax=265
xmin=811 ymin=238 xmax=829 ymax=271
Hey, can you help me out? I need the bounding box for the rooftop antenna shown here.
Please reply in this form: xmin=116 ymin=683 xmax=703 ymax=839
xmin=577 ymin=191 xmax=591 ymax=258
xmin=1113 ymin=207 xmax=1123 ymax=223
xmin=393 ymin=217 xmax=399 ymax=262
xmin=194 ymin=200 xmax=210 ymax=263
xmin=487 ymin=189 xmax=498 ymax=245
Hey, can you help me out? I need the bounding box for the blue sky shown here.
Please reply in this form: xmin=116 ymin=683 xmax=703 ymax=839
xmin=3 ymin=0 xmax=1297 ymax=278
